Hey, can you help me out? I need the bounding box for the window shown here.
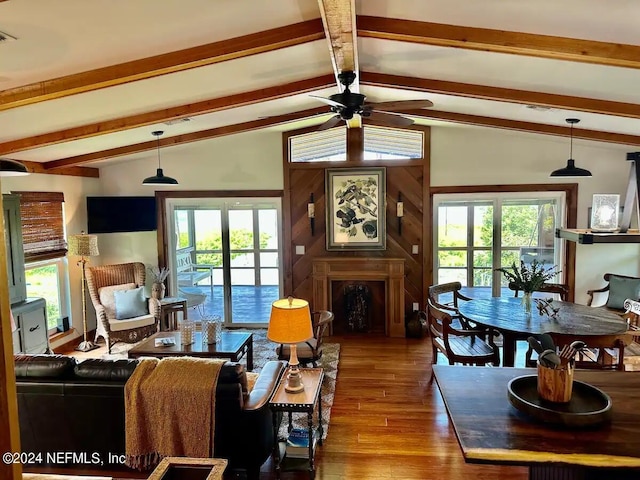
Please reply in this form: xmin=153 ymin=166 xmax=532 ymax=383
xmin=434 ymin=192 xmax=565 ymax=297
xmin=363 ymin=126 xmax=423 ymax=160
xmin=14 ymin=191 xmax=71 ymax=334
xmin=25 ymin=258 xmax=70 ymax=334
xmin=288 ymin=125 xmax=425 ymax=163
xmin=289 ymin=127 xmax=346 ymax=162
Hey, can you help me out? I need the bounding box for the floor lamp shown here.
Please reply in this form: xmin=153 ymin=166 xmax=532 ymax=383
xmin=68 ymin=232 xmax=100 ymax=352
xmin=267 ymin=296 xmax=313 ymax=393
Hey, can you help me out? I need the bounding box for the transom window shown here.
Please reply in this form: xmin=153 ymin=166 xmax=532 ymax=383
xmin=288 ymin=125 xmax=424 ymax=162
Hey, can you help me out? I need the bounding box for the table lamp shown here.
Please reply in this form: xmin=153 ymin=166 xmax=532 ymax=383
xmin=68 ymin=231 xmax=100 ymax=352
xmin=267 ymin=296 xmax=313 ymax=393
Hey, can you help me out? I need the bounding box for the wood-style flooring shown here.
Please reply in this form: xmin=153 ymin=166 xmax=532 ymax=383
xmin=256 ymin=334 xmax=527 ymax=480
xmin=47 ymin=334 xmax=529 ymax=480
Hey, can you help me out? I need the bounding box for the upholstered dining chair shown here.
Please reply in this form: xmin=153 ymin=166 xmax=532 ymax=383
xmin=587 ymin=273 xmax=640 ymax=315
xmin=276 ymin=310 xmax=334 ymax=367
xmin=86 ymin=262 xmax=160 ymax=353
xmin=426 ymin=299 xmax=500 ymax=382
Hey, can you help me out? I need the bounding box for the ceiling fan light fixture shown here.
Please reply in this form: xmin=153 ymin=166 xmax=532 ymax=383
xmin=142 ymin=130 xmax=179 ymax=186
xmin=549 ymin=118 xmax=592 ymax=178
xmin=0 ymin=158 xmax=30 ymax=176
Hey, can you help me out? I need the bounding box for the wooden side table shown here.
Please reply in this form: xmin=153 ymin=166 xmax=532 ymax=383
xmin=159 ymin=296 xmax=187 ymax=331
xmin=269 ymin=367 xmax=324 ymax=480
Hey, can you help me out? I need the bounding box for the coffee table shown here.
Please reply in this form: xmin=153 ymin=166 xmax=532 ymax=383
xmin=128 ymin=331 xmax=253 ymax=371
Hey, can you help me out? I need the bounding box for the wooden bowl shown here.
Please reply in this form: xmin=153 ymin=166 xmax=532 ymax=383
xmin=507 ymin=375 xmax=612 ymax=427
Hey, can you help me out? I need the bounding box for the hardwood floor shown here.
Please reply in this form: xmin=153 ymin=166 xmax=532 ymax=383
xmin=255 ymin=334 xmax=528 ymax=480
xmin=50 ymin=334 xmax=528 ymax=480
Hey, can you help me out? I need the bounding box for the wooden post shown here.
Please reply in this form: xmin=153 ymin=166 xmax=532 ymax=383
xmin=0 ymin=191 xmax=22 ymax=480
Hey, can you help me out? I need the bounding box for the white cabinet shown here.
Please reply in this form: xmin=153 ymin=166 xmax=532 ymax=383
xmin=12 ymin=297 xmax=50 ymax=354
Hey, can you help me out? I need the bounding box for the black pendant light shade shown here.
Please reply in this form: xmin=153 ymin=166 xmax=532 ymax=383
xmin=142 ymin=131 xmax=178 ymax=186
xmin=0 ymin=158 xmax=30 ymax=176
xmin=550 ymin=118 xmax=592 ymax=178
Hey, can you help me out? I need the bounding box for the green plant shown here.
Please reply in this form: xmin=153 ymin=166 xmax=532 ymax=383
xmin=495 ymin=259 xmax=560 ymax=293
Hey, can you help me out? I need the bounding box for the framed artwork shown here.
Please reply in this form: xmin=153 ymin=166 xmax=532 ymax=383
xmin=325 ymin=167 xmax=386 ymax=251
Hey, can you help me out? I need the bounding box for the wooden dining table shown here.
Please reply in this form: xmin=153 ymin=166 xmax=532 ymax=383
xmin=434 ymin=365 xmax=640 ymax=480
xmin=457 ymin=297 xmax=628 ymax=367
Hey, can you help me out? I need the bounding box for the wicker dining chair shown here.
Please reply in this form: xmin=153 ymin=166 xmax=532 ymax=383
xmin=86 ymin=262 xmax=160 ymax=353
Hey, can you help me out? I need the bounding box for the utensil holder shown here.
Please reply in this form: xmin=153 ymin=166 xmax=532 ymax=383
xmin=537 ymin=361 xmax=574 ymax=403
xmin=179 ymin=320 xmax=195 ymax=345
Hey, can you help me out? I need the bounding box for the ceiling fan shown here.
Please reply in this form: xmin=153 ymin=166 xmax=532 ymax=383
xmin=311 ymin=71 xmax=433 ymax=131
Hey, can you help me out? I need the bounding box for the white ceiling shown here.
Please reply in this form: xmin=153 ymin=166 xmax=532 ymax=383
xmin=1 ymin=0 xmax=640 ymax=174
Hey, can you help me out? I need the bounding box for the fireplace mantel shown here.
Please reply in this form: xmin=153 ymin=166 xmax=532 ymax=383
xmin=312 ymin=257 xmax=405 ymax=337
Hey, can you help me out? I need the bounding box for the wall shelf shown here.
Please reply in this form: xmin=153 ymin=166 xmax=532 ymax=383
xmin=556 ymin=228 xmax=640 ymax=244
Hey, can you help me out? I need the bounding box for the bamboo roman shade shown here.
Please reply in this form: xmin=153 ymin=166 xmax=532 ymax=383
xmin=14 ymin=191 xmax=67 ymax=262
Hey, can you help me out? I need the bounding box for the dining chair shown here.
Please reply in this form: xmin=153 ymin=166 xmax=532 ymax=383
xmin=508 ymin=281 xmax=569 ymax=301
xmin=550 ymin=333 xmax=634 ymax=371
xmin=510 ymin=281 xmax=569 ymax=367
xmin=426 ymin=299 xmax=500 ymax=382
xmin=276 ymin=310 xmax=334 ymax=367
xmin=427 ymin=282 xmax=476 ymax=330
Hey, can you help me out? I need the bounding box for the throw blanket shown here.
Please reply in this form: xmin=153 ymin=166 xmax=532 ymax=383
xmin=124 ymin=356 xmax=225 ymax=470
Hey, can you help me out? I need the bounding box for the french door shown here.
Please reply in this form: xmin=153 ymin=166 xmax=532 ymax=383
xmin=167 ymin=197 xmax=282 ymax=326
xmin=433 ymin=192 xmax=566 ymax=297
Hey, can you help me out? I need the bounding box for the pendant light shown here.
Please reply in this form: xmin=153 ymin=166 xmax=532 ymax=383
xmin=549 ymin=118 xmax=592 ymax=177
xmin=142 ymin=130 xmax=178 ymax=186
xmin=0 ymin=158 xmax=29 ymax=176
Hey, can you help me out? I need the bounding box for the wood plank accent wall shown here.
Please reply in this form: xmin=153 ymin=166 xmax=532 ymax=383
xmin=282 ymin=125 xmax=431 ymax=323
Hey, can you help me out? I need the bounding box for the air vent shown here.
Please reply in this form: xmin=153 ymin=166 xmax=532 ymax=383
xmin=0 ymin=31 xmax=17 ymax=43
xmin=525 ymin=105 xmax=552 ymax=112
xmin=163 ymin=117 xmax=191 ymax=126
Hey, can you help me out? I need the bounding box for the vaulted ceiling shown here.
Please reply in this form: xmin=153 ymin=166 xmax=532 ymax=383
xmin=2 ymin=0 xmax=640 ymax=177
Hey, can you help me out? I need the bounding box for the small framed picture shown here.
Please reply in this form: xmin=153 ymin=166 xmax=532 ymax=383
xmin=325 ymin=167 xmax=386 ymax=251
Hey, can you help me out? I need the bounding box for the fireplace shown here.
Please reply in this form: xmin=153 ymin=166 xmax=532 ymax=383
xmin=312 ymin=257 xmax=405 ymax=337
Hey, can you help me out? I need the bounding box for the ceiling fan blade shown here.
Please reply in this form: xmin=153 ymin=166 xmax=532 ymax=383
xmin=317 ymin=115 xmax=343 ymax=131
xmin=367 ymin=111 xmax=414 ymax=127
xmin=310 ymin=95 xmax=346 ymax=109
xmin=365 ymin=99 xmax=434 ymax=111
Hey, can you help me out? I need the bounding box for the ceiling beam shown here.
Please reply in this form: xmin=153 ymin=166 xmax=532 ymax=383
xmin=358 ymin=16 xmax=640 ymax=69
xmin=360 ymin=71 xmax=640 ymax=119
xmin=21 ymin=161 xmax=99 ymax=178
xmin=44 ymin=103 xmax=640 ymax=171
xmin=318 ymin=0 xmax=359 ymax=85
xmin=400 ymin=109 xmax=640 ymax=146
xmin=0 ymin=19 xmax=325 ymax=112
xmin=317 ymin=0 xmax=361 ymax=128
xmin=44 ymin=107 xmax=329 ymax=170
xmin=0 ymin=75 xmax=336 ymax=155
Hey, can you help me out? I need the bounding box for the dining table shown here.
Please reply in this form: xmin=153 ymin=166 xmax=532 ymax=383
xmin=457 ymin=297 xmax=629 ymax=367
xmin=434 ymin=365 xmax=640 ymax=480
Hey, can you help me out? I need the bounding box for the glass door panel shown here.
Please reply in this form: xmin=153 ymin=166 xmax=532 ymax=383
xmin=435 ymin=194 xmax=564 ymax=299
xmin=169 ymin=198 xmax=282 ymax=327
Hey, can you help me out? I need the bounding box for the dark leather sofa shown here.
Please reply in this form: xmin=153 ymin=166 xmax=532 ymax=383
xmin=14 ymin=354 xmax=284 ymax=479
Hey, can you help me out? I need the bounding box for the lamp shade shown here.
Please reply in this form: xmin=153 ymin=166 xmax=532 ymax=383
xmin=549 ymin=159 xmax=592 ymax=178
xmin=267 ymin=297 xmax=313 ymax=344
xmin=142 ymin=168 xmax=179 ymax=186
xmin=0 ymin=158 xmax=29 ymax=176
xmin=68 ymin=233 xmax=99 ymax=257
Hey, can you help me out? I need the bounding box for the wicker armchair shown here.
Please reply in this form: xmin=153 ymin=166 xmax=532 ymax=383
xmin=86 ymin=262 xmax=160 ymax=353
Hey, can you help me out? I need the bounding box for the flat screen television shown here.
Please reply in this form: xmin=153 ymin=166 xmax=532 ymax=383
xmin=87 ymin=196 xmax=157 ymax=234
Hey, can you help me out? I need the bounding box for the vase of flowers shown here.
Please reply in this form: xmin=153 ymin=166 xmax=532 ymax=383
xmin=148 ymin=266 xmax=170 ymax=300
xmin=496 ymin=260 xmax=560 ymax=314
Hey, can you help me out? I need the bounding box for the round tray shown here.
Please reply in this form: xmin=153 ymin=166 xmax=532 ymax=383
xmin=507 ymin=375 xmax=612 ymax=427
